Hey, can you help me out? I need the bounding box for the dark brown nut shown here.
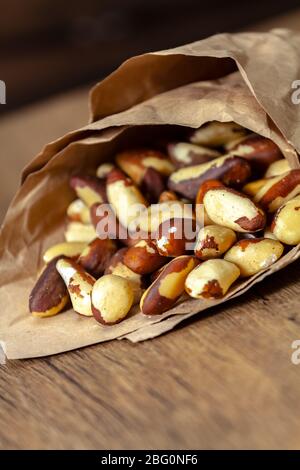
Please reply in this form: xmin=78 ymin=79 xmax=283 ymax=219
xmin=96 ymin=163 xmax=115 ymax=179
xmin=70 ymin=175 xmax=107 ymax=207
xmin=43 ymin=242 xmax=87 ymax=264
xmin=140 ymin=255 xmax=199 ymax=316
xmin=254 ymin=169 xmax=300 ymax=213
xmin=104 ymin=248 xmax=144 ymax=304
xmin=159 ymin=190 xmax=178 ymax=203
xmin=64 ymin=222 xmax=97 ymax=243
xmin=155 ymin=217 xmax=197 ymax=257
xmin=264 ymin=159 xmax=290 ymax=178
xmin=194 ymin=225 xmax=236 ymax=260
xmin=67 ymin=199 xmax=91 ymax=224
xmin=56 ymin=258 xmax=96 ymax=316
xmin=116 ymin=148 xmax=174 ymax=184
xmin=229 ymin=134 xmax=283 ymax=172
xmin=92 ymin=275 xmax=134 ymax=325
xmin=185 ymin=259 xmax=240 ymax=299
xmin=224 ymin=238 xmax=284 ymax=277
xmin=78 ymin=238 xmax=118 ymax=278
xmin=242 ymin=179 xmax=269 ymax=197
xmin=167 ymin=142 xmax=220 ymax=168
xmin=140 ymin=167 xmax=166 ymax=203
xmin=271 ymin=195 xmax=300 ymax=245
xmin=107 ymin=168 xmax=149 ymax=229
xmin=132 ymin=200 xmax=195 ymax=235
xmin=123 ymin=239 xmax=167 ymax=275
xmin=203 ymin=186 xmax=266 ymax=232
xmin=90 ymin=203 xmax=141 ymax=247
xmin=189 ymin=121 xmax=248 ymax=147
xmin=29 ymin=258 xmax=69 ymax=318
xmin=168 ymin=155 xmax=251 ymax=199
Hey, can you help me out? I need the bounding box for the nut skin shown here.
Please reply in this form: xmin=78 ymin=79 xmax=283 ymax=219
xmin=107 ymin=168 xmax=149 ymax=229
xmin=154 ymin=217 xmax=198 ymax=257
xmin=203 ymin=186 xmax=266 ymax=233
xmin=123 ymin=239 xmax=167 ymax=275
xmin=70 ymin=175 xmax=107 ymax=207
xmin=29 ymin=257 xmax=69 ymax=317
xmin=158 ymin=190 xmax=178 ymax=203
xmin=224 ymin=238 xmax=284 ymax=277
xmin=116 ymin=148 xmax=174 ymax=184
xmin=141 ymin=167 xmax=166 ymax=203
xmin=264 ymin=159 xmax=290 ymax=178
xmin=194 ymin=225 xmax=237 ymax=260
xmin=254 ymin=170 xmax=300 ymax=213
xmin=64 ymin=222 xmax=97 ymax=243
xmin=229 ymin=134 xmax=282 ymax=172
xmin=185 ymin=259 xmax=240 ymax=299
xmin=189 ymin=121 xmax=247 ymax=147
xmin=43 ymin=242 xmax=87 ymax=264
xmin=140 ymin=255 xmax=199 ymax=316
xmin=195 ymin=179 xmax=224 ymax=205
xmin=78 ymin=238 xmax=118 ymax=278
xmin=167 ymin=142 xmax=220 ymax=168
xmin=104 ymin=248 xmax=144 ymax=304
xmin=168 ymin=155 xmax=251 ymax=199
xmin=92 ymin=275 xmax=134 ymax=325
xmin=56 ymin=258 xmax=96 ymax=316
xmin=67 ymin=199 xmax=91 ymax=224
xmin=271 ymin=196 xmax=300 ymax=245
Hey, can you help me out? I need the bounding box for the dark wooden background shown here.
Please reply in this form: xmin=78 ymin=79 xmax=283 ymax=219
xmin=1 ymin=0 xmax=300 ymax=113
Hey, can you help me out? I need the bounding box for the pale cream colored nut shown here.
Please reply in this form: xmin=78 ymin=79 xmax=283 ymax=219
xmin=263 ymin=227 xmax=278 ymax=241
xmin=271 ymin=196 xmax=300 ymax=245
xmin=195 ymin=225 xmax=237 ymax=260
xmin=227 ymin=134 xmax=282 ymax=172
xmin=264 ymin=159 xmax=290 ymax=178
xmin=107 ymin=168 xmax=148 ymax=229
xmin=185 ymin=259 xmax=240 ymax=299
xmin=224 ymin=238 xmax=284 ymax=277
xmin=96 ymin=163 xmax=115 ymax=179
xmin=158 ymin=190 xmax=178 ymax=203
xmin=189 ymin=121 xmax=247 ymax=147
xmin=203 ymin=186 xmax=266 ymax=232
xmin=116 ymin=148 xmax=174 ymax=184
xmin=56 ymin=258 xmax=95 ymax=316
xmin=167 ymin=142 xmax=220 ymax=168
xmin=43 ymin=242 xmax=87 ymax=263
xmin=155 ymin=217 xmax=197 ymax=257
xmin=168 ymin=154 xmax=251 ymax=199
xmin=92 ymin=275 xmax=134 ymax=325
xmin=29 ymin=258 xmax=69 ymax=317
xmin=254 ymin=170 xmax=300 ymax=213
xmin=140 ymin=255 xmax=199 ymax=316
xmin=67 ymin=199 xmax=91 ymax=224
xmin=105 ymin=248 xmax=144 ymax=304
xmin=242 ymin=179 xmax=269 ymax=197
xmin=123 ymin=239 xmax=167 ymax=275
xmin=132 ymin=200 xmax=194 ymax=235
xmin=64 ymin=222 xmax=97 ymax=243
xmin=70 ymin=175 xmax=107 ymax=207
xmin=78 ymin=238 xmax=118 ymax=277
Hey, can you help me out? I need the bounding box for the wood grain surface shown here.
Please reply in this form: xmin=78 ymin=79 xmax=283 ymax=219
xmin=1 ymin=10 xmax=300 ymax=450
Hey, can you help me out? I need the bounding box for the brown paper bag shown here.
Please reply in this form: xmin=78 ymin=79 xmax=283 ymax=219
xmin=1 ymin=29 xmax=300 ymax=360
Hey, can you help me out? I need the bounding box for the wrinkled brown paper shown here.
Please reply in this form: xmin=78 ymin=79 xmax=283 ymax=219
xmin=1 ymin=29 xmax=300 ymax=359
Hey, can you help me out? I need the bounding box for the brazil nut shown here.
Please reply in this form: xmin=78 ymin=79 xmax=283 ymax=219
xmin=189 ymin=121 xmax=247 ymax=147
xmin=70 ymin=174 xmax=107 ymax=207
xmin=167 ymin=142 xmax=220 ymax=168
xmin=254 ymin=170 xmax=300 ymax=212
xmin=194 ymin=225 xmax=237 ymax=260
xmin=271 ymin=196 xmax=300 ymax=245
xmin=78 ymin=238 xmax=118 ymax=277
xmin=123 ymin=239 xmax=167 ymax=275
xmin=155 ymin=217 xmax=198 ymax=257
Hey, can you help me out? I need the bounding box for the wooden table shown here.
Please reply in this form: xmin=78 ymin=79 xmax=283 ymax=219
xmin=1 ymin=10 xmax=300 ymax=450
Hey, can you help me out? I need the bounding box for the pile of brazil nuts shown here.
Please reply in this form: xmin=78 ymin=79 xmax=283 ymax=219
xmin=29 ymin=121 xmax=300 ymax=325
